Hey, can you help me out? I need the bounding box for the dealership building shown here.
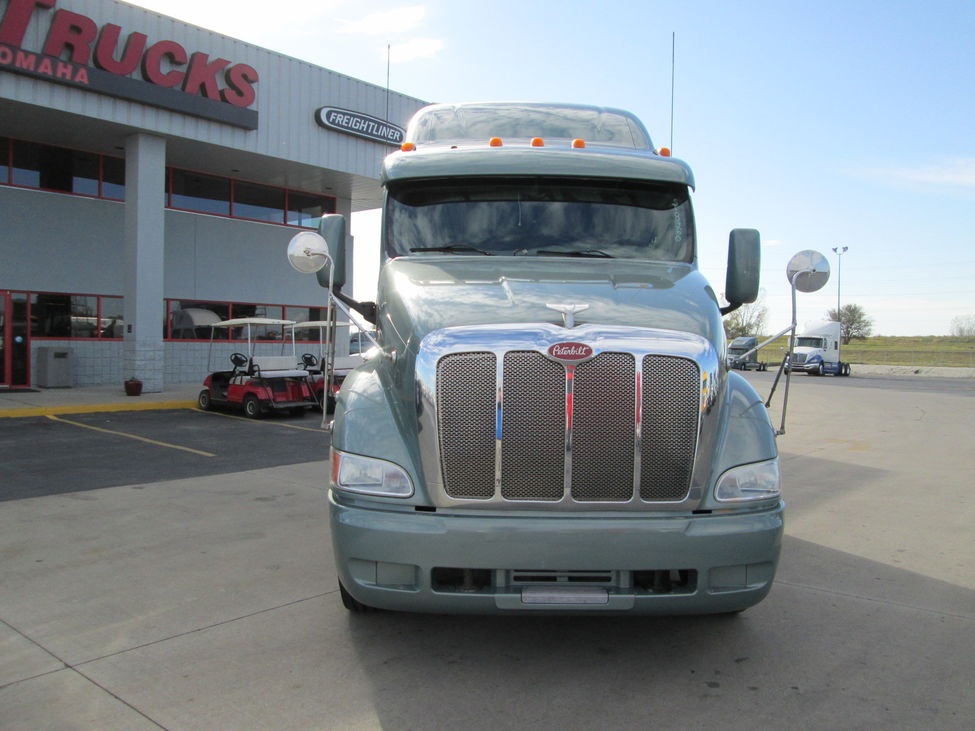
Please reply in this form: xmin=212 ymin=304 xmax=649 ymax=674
xmin=0 ymin=0 xmax=426 ymax=391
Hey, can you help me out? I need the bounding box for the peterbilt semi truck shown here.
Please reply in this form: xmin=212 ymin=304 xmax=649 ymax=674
xmin=291 ymin=102 xmax=783 ymax=615
xmin=788 ymin=320 xmax=852 ymax=376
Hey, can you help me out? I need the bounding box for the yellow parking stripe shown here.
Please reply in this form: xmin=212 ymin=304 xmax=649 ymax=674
xmin=199 ymin=410 xmax=327 ymax=432
xmin=46 ymin=414 xmax=217 ymax=457
xmin=0 ymin=401 xmax=196 ymax=418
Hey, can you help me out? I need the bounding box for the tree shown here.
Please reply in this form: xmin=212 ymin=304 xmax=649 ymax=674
xmin=826 ymin=303 xmax=873 ymax=344
xmin=724 ymin=293 xmax=768 ymax=340
xmin=950 ymin=315 xmax=975 ymax=337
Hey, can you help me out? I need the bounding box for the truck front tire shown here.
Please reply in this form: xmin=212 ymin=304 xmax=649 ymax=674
xmin=339 ymin=582 xmax=375 ymax=613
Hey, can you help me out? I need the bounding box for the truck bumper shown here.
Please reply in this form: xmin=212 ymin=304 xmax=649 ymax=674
xmin=329 ymin=495 xmax=784 ymax=615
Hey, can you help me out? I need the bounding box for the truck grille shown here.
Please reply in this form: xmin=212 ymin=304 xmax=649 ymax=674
xmin=436 ymin=350 xmax=700 ymax=503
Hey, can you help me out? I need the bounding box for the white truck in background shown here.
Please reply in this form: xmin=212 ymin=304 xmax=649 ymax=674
xmin=788 ymin=320 xmax=851 ymax=376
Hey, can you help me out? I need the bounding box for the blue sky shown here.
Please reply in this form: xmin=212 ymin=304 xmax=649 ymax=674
xmin=129 ymin=0 xmax=975 ymax=336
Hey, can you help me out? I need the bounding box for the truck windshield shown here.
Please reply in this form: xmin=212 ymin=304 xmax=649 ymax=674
xmin=384 ymin=178 xmax=694 ymax=262
xmin=407 ymin=103 xmax=653 ymax=149
xmin=796 ymin=337 xmax=825 ymax=348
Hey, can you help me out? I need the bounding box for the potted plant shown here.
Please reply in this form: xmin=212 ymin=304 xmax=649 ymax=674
xmin=124 ymin=376 xmax=143 ymax=396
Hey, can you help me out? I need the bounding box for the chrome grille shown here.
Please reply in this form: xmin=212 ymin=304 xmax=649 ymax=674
xmin=640 ymin=356 xmax=700 ymax=500
xmin=436 ymin=346 xmax=700 ymax=504
xmin=500 ymin=352 xmax=565 ymax=500
xmin=437 ymin=352 xmax=497 ymax=498
xmin=572 ymin=353 xmax=637 ymax=501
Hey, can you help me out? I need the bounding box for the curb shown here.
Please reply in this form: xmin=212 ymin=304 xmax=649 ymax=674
xmin=0 ymin=400 xmax=198 ymax=419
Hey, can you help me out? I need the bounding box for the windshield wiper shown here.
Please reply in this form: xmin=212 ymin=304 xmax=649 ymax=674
xmin=410 ymin=245 xmax=494 ymax=256
xmin=536 ymin=249 xmax=614 ymax=258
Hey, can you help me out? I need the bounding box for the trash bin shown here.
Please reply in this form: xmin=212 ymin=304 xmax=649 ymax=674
xmin=36 ymin=347 xmax=74 ymax=388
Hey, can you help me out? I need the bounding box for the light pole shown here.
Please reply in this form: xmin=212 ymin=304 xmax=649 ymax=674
xmin=832 ymin=245 xmax=848 ymax=322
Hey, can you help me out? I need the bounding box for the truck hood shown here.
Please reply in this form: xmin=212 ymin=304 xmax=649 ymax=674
xmin=376 ymin=256 xmax=725 ymax=352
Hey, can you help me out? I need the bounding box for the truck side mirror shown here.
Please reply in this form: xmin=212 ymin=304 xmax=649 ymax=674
xmin=286 ymin=220 xmax=378 ymax=326
xmin=317 ymin=214 xmax=347 ymax=290
xmin=724 ymin=228 xmax=761 ymax=309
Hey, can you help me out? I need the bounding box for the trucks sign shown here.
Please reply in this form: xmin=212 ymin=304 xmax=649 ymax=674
xmin=0 ymin=0 xmax=259 ymax=129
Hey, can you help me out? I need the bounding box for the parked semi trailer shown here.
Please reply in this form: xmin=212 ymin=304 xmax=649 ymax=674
xmin=788 ymin=320 xmax=852 ymax=376
xmin=727 ymin=336 xmax=768 ymax=371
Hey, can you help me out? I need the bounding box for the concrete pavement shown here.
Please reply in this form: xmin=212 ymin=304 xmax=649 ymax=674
xmin=1 ymin=374 xmax=973 ymax=729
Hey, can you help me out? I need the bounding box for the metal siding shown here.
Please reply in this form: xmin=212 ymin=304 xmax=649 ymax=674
xmin=0 ymin=186 xmax=327 ymax=307
xmin=0 ymin=187 xmax=125 ymax=293
xmin=163 ymin=211 xmax=330 ymax=305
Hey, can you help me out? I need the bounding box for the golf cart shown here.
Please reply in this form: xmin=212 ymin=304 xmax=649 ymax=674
xmin=197 ymin=317 xmax=317 ymax=418
xmin=287 ymin=320 xmax=367 ymax=413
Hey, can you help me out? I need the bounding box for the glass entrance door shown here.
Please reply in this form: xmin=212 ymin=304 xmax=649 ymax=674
xmin=0 ymin=291 xmax=30 ymax=388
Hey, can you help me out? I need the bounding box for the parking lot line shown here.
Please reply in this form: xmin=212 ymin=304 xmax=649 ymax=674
xmin=199 ymin=410 xmax=328 ymax=432
xmin=46 ymin=414 xmax=217 ymax=457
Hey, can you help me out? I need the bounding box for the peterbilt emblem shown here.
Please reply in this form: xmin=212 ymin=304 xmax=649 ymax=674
xmin=548 ymin=342 xmax=594 ymax=362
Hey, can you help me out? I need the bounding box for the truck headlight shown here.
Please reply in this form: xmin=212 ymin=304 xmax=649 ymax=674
xmin=331 ymin=450 xmax=414 ymax=498
xmin=715 ymin=459 xmax=780 ymax=502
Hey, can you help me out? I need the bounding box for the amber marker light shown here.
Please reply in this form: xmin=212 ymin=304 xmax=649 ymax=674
xmin=489 ymin=137 xmax=503 ymax=147
xmin=401 ymin=141 xmax=416 ymax=151
xmin=571 ymin=139 xmax=586 ymax=148
xmin=330 ymin=450 xmax=340 ymax=485
xmin=659 ymin=147 xmax=671 ymax=157
xmin=530 ymin=137 xmax=545 ymax=147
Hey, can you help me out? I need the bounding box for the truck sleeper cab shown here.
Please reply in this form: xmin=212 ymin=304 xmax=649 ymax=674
xmin=310 ymin=102 xmax=783 ymax=614
xmin=788 ymin=320 xmax=851 ymax=376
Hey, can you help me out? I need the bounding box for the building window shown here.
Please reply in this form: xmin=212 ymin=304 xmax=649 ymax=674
xmin=0 ymin=137 xmax=9 ymax=184
xmin=11 ymin=142 xmax=89 ymax=194
xmin=1 ymin=138 xmax=334 ymax=227
xmin=233 ymin=181 xmax=286 ymax=224
xmin=102 ymin=156 xmax=125 ymax=200
xmin=288 ymin=191 xmax=333 ymax=227
xmin=168 ymin=169 xmax=334 ymax=228
xmin=30 ymin=293 xmax=124 ymax=339
xmin=283 ymin=306 xmax=327 ymax=326
xmin=170 ymin=170 xmax=231 ymax=216
xmin=166 ymin=300 xmax=326 ymax=340
xmin=3 ymin=139 xmax=125 ymax=199
xmin=69 ymin=151 xmax=100 ymax=196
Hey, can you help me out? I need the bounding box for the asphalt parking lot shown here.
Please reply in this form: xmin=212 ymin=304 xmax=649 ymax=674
xmin=1 ymin=374 xmax=973 ymax=730
xmin=0 ymin=408 xmax=329 ymax=501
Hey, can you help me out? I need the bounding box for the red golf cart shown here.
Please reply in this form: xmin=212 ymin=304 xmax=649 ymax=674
xmin=197 ymin=317 xmax=317 ymax=418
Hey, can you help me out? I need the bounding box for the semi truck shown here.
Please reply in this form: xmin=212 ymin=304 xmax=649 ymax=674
xmin=288 ymin=101 xmax=783 ymax=615
xmin=788 ymin=320 xmax=851 ymax=376
xmin=726 ymin=336 xmax=768 ymax=371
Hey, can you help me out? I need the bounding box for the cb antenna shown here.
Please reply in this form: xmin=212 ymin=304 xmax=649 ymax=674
xmin=669 ymin=31 xmax=676 ymax=152
xmin=385 ymin=43 xmax=391 ymax=121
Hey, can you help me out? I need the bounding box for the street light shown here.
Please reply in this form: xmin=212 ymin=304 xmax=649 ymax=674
xmin=832 ymin=245 xmax=848 ymax=321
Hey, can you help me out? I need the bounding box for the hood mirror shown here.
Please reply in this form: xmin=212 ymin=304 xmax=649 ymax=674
xmin=287 ymin=231 xmax=330 ymax=274
xmin=733 ymin=250 xmax=831 ymax=436
xmin=786 ymin=250 xmax=830 ymax=293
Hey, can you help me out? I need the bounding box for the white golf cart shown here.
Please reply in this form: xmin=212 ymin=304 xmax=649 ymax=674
xmin=287 ymin=320 xmax=366 ymax=414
